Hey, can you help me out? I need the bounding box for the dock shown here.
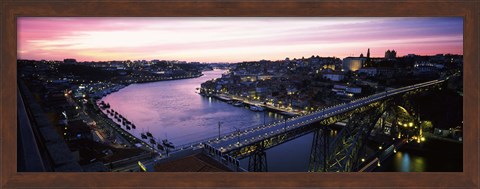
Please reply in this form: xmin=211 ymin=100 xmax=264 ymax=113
xmin=210 ymin=94 xmax=299 ymax=117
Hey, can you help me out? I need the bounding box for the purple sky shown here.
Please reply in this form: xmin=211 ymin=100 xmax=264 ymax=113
xmin=17 ymin=17 xmax=463 ymax=63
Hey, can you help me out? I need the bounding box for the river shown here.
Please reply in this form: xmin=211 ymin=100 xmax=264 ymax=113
xmin=102 ymin=69 xmax=284 ymax=147
xmin=102 ymin=69 xmax=462 ymax=172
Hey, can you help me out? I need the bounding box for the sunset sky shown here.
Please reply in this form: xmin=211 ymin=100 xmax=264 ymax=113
xmin=17 ymin=17 xmax=463 ymax=63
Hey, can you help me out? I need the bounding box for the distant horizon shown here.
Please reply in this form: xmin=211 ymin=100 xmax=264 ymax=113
xmin=18 ymin=51 xmax=464 ymax=64
xmin=18 ymin=17 xmax=463 ymax=63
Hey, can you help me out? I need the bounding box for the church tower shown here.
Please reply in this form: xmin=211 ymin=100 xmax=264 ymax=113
xmin=364 ymin=48 xmax=371 ymax=67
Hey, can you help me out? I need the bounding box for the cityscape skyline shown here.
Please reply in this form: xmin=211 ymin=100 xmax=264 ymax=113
xmin=17 ymin=18 xmax=464 ymax=173
xmin=18 ymin=17 xmax=463 ymax=63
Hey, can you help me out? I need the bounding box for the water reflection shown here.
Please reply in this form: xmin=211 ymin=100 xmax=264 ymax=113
xmin=412 ymin=155 xmax=426 ymax=172
xmin=389 ymin=150 xmax=427 ymax=172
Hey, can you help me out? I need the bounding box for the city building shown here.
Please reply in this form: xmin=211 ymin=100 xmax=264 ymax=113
xmin=358 ymin=67 xmax=378 ymax=77
xmin=257 ymin=75 xmax=273 ymax=81
xmin=342 ymin=57 xmax=366 ymax=72
xmin=413 ymin=62 xmax=441 ymax=76
xmin=322 ymin=72 xmax=345 ymax=81
xmin=385 ymin=49 xmax=397 ymax=60
xmin=66 ymin=120 xmax=93 ymax=141
xmin=333 ymin=84 xmax=362 ymax=94
xmin=376 ymin=67 xmax=396 ymax=78
xmin=64 ymin=58 xmax=77 ymax=64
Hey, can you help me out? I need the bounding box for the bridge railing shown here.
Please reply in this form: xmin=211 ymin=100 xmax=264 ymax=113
xmin=203 ymin=143 xmax=246 ymax=172
xmin=173 ymin=120 xmax=288 ymax=151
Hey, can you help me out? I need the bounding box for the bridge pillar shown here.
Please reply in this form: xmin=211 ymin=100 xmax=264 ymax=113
xmin=248 ymin=141 xmax=268 ymax=172
xmin=380 ymin=111 xmax=388 ymax=132
xmin=391 ymin=115 xmax=399 ymax=139
xmin=308 ymin=126 xmax=330 ymax=172
xmin=325 ymin=103 xmax=386 ymax=172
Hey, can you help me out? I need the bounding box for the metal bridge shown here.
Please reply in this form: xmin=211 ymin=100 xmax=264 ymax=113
xmin=169 ymin=77 xmax=448 ymax=171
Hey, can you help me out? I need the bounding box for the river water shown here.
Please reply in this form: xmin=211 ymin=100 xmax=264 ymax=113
xmin=102 ymin=69 xmax=284 ymax=147
xmin=374 ymin=139 xmax=462 ymax=172
xmin=102 ymin=69 xmax=462 ymax=172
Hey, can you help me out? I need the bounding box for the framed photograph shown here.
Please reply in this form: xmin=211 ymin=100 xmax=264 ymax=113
xmin=2 ymin=0 xmax=479 ymax=188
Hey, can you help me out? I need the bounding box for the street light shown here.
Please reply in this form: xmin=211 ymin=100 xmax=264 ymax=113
xmin=218 ymin=121 xmax=223 ymax=140
xmin=263 ymin=111 xmax=266 ymax=126
xmin=233 ymin=127 xmax=241 ymax=144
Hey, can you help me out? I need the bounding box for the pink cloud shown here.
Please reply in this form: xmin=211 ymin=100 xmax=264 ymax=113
xmin=17 ymin=17 xmax=463 ymax=62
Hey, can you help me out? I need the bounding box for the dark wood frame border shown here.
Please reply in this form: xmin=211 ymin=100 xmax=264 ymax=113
xmin=1 ymin=0 xmax=478 ymax=188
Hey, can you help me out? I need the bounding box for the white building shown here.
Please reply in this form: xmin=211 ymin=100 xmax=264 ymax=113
xmin=256 ymin=87 xmax=268 ymax=93
xmin=322 ymin=73 xmax=345 ymax=81
xmin=257 ymin=75 xmax=273 ymax=81
xmin=346 ymin=87 xmax=362 ymax=94
xmin=358 ymin=68 xmax=377 ymax=76
xmin=332 ymin=84 xmax=362 ymax=95
xmin=342 ymin=57 xmax=366 ymax=72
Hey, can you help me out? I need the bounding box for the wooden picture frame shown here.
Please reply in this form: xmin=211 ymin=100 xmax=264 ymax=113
xmin=1 ymin=0 xmax=478 ymax=188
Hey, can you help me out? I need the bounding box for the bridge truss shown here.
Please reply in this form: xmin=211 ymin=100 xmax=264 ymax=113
xmin=309 ymin=94 xmax=425 ymax=172
xmin=226 ymin=81 xmax=443 ymax=172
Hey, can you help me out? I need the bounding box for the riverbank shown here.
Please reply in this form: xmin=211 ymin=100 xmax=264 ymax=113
xmin=92 ymin=99 xmax=163 ymax=153
xmin=118 ymin=73 xmax=204 ymax=85
xmin=423 ymin=132 xmax=462 ymax=143
xmin=206 ymin=93 xmax=300 ymax=117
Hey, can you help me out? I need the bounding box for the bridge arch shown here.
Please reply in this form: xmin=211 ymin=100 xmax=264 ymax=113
xmin=310 ymin=96 xmax=423 ymax=172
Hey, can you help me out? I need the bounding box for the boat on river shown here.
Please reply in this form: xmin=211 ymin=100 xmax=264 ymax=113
xmin=162 ymin=139 xmax=175 ymax=149
xmin=146 ymin=132 xmax=153 ymax=138
xmin=157 ymin=143 xmax=165 ymax=151
xmin=233 ymin=101 xmax=243 ymax=107
xmin=216 ymin=94 xmax=232 ymax=101
xmin=250 ymin=105 xmax=265 ymax=112
xmin=149 ymin=138 xmax=156 ymax=144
